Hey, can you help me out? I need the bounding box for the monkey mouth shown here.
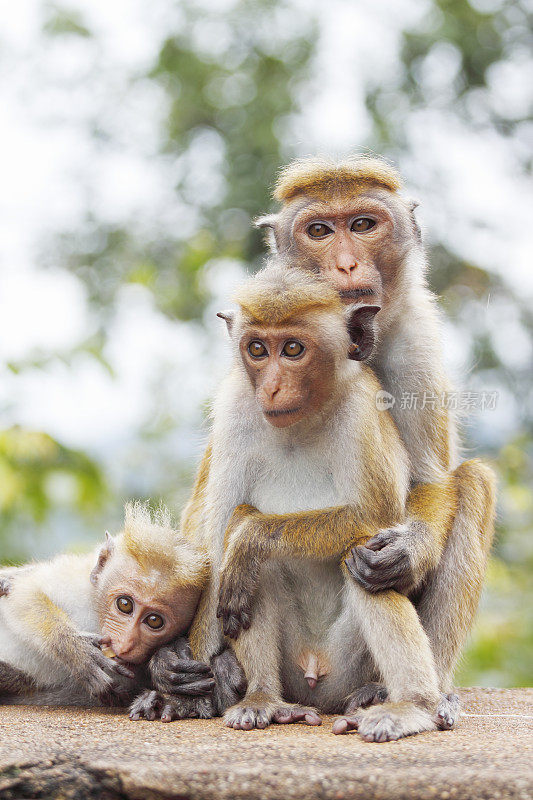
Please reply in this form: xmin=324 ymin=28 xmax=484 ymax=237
xmin=339 ymin=288 xmax=375 ymax=301
xmin=264 ymin=406 xmax=302 ymax=418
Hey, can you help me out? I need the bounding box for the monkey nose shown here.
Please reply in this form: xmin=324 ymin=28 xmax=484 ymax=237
xmin=262 ymin=384 xmax=280 ymax=402
xmin=336 ymin=262 xmax=357 ymax=275
xmin=114 ymin=639 xmax=135 ymax=657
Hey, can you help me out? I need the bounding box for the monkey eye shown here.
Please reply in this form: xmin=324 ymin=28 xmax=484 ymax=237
xmin=144 ymin=613 xmax=164 ymax=630
xmin=248 ymin=340 xmax=268 ymax=359
xmin=116 ymin=596 xmax=134 ymax=615
xmin=307 ymin=222 xmax=333 ymax=239
xmin=351 ymin=217 xmax=376 ymax=233
xmin=282 ymin=340 xmax=305 ymax=358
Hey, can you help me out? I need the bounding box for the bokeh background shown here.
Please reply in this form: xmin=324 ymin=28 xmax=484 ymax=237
xmin=1 ymin=0 xmax=531 ymax=686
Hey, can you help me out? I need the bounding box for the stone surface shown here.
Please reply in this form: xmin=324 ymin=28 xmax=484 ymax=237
xmin=0 ymin=688 xmax=531 ymax=800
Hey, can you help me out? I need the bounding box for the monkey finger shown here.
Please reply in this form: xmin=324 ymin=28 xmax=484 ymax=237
xmin=166 ymin=658 xmax=213 ymax=677
xmin=108 ymin=660 xmax=136 ymax=680
xmin=332 ymin=715 xmax=360 ymax=735
xmin=364 ymin=531 xmax=396 ymax=551
xmin=168 ymin=678 xmax=216 ymax=696
xmin=223 ymin=614 xmax=243 ymax=640
xmin=172 ymin=640 xmax=193 ymax=659
xmin=167 ymin=670 xmax=213 ymax=686
xmin=352 ymin=546 xmax=383 ymax=567
xmin=345 ymin=557 xmax=384 ymax=593
xmin=161 ymin=703 xmax=176 ymax=723
xmin=347 ymin=551 xmax=402 ymax=589
xmin=354 ymin=544 xmax=402 ymax=571
xmin=239 ymin=610 xmax=252 ymax=631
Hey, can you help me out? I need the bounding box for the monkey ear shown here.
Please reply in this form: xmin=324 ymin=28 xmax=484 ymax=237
xmin=254 ymin=214 xmax=280 ymax=252
xmin=90 ymin=532 xmax=115 ymax=586
xmin=253 ymin=214 xmax=277 ymax=230
xmin=346 ymin=305 xmax=381 ymax=361
xmin=217 ymin=310 xmax=235 ymax=335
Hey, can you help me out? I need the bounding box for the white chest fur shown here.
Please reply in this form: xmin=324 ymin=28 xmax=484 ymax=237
xmin=248 ymin=433 xmax=341 ymax=515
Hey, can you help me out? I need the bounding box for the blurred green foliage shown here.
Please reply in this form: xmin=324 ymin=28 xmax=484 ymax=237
xmin=1 ymin=0 xmax=531 ymax=686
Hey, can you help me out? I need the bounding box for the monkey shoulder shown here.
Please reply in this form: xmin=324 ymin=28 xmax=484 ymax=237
xmin=6 ymin=552 xmax=99 ymax=634
xmin=345 ymin=365 xmax=410 ymax=503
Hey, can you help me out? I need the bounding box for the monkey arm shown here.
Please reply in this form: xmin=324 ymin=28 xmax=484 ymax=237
xmin=217 ymin=503 xmax=388 ymax=639
xmin=346 ymin=474 xmax=459 ymax=594
xmin=223 ymin=503 xmax=380 ymax=559
xmin=10 ymin=588 xmax=135 ymax=700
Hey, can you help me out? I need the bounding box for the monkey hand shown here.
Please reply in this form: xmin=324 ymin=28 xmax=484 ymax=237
xmin=345 ymin=524 xmax=420 ymax=594
xmin=129 ymin=689 xmax=214 ymax=722
xmin=217 ymin=557 xmax=261 ymax=640
xmin=218 ymin=516 xmax=268 ymax=638
xmin=149 ymin=638 xmax=215 ymax=697
xmin=79 ymin=634 xmax=136 ymax=703
xmin=0 ymin=577 xmax=12 ymax=597
xmin=210 ymin=646 xmax=248 ymax=714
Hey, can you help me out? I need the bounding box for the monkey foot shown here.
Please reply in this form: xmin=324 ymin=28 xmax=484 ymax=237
xmin=129 ymin=689 xmax=213 ymax=722
xmin=332 ymin=702 xmax=436 ymax=742
xmin=224 ymin=694 xmax=321 ymax=730
xmin=435 ymin=692 xmax=460 ymax=730
xmin=343 ymin=682 xmax=388 ymax=714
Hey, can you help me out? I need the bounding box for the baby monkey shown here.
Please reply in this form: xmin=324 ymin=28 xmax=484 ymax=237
xmin=0 ymin=502 xmax=214 ymax=715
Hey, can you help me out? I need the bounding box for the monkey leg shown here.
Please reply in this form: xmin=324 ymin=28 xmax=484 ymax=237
xmin=333 ymin=579 xmax=440 ymax=740
xmin=224 ymin=566 xmax=321 ymax=730
xmin=415 ymin=459 xmax=496 ymax=693
xmin=0 ymin=661 xmax=36 ymax=697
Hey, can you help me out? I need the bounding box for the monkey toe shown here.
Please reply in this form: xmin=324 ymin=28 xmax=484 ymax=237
xmin=332 ymin=715 xmax=360 ymax=735
xmin=435 ymin=693 xmax=460 ymax=730
xmin=361 ymin=715 xmax=401 ymax=742
xmin=129 ymin=689 xmax=163 ymax=721
xmin=273 ymin=705 xmax=322 ymax=726
xmin=356 ymin=703 xmax=436 ymax=742
xmin=224 ymin=699 xmax=277 ymax=730
xmin=225 ymin=708 xmax=265 ymax=730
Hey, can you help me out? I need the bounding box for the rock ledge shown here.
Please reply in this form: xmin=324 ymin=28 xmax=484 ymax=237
xmin=0 ymin=688 xmax=531 ymax=800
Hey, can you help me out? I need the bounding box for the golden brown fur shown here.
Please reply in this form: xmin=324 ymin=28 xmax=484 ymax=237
xmin=258 ymin=155 xmax=496 ymax=709
xmin=274 ymin=155 xmax=402 ymax=202
xmin=187 ymin=264 xmax=443 ymax=740
xmin=122 ymin=501 xmax=209 ymax=590
xmin=234 ymin=266 xmax=342 ymax=326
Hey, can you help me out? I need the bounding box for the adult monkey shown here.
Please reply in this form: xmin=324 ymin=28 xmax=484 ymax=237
xmin=253 ymin=156 xmax=496 ymax=721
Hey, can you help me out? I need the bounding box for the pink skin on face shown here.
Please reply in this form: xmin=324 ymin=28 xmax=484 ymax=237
xmin=240 ymin=327 xmax=335 ymax=429
xmin=290 ymin=189 xmax=415 ymax=304
xmin=100 ymin=569 xmax=200 ymax=664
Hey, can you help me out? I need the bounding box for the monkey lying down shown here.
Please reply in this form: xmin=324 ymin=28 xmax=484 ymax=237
xmin=0 ymin=502 xmax=220 ymax=716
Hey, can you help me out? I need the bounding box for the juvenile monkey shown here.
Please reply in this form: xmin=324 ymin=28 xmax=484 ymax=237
xmin=0 ymin=502 xmax=214 ymax=717
xmin=252 ymin=156 xmax=496 ymax=722
xmin=175 ymin=265 xmax=446 ymax=741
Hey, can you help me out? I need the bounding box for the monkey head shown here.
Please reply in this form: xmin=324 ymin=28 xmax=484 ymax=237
xmin=90 ymin=502 xmax=209 ymax=663
xmin=256 ymin=156 xmax=421 ymax=312
xmin=219 ymin=265 xmax=379 ymax=429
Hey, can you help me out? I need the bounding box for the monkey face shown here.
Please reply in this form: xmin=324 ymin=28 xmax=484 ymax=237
xmin=97 ymin=558 xmax=201 ymax=664
xmin=239 ymin=325 xmax=336 ymax=428
xmin=286 ymin=188 xmax=414 ymax=302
